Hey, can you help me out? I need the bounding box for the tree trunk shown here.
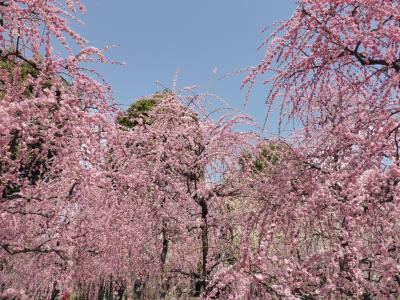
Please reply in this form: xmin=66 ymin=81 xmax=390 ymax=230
xmin=199 ymin=198 xmax=209 ymax=292
xmin=159 ymin=221 xmax=169 ymax=298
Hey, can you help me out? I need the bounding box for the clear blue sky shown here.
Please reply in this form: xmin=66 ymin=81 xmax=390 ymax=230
xmin=75 ymin=0 xmax=296 ymax=134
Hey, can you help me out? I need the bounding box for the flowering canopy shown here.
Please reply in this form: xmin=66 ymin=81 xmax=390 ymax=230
xmin=2 ymin=0 xmax=400 ymax=299
xmin=0 ymin=1 xmax=256 ymax=298
xmin=207 ymin=1 xmax=400 ymax=299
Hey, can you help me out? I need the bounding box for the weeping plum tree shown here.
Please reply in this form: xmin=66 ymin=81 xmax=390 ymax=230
xmin=0 ymin=0 xmax=121 ymax=297
xmin=111 ymin=91 xmax=255 ymax=298
xmin=0 ymin=2 xmax=256 ymax=298
xmin=207 ymin=1 xmax=400 ymax=299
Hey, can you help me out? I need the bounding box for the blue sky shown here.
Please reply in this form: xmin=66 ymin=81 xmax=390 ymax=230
xmin=75 ymin=0 xmax=296 ymax=134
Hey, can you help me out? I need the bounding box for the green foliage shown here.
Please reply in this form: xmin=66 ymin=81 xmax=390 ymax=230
xmin=0 ymin=58 xmax=11 ymax=70
xmin=0 ymin=57 xmax=38 ymax=80
xmin=240 ymin=142 xmax=282 ymax=174
xmin=116 ymin=115 xmax=135 ymax=129
xmin=118 ymin=97 xmax=157 ymax=128
xmin=128 ymin=97 xmax=158 ymax=117
xmin=20 ymin=61 xmax=39 ymax=81
xmin=253 ymin=143 xmax=281 ymax=172
xmin=0 ymin=56 xmax=58 ymax=99
xmin=117 ymin=90 xmax=172 ymax=129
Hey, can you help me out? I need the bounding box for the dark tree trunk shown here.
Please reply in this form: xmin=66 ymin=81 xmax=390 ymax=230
xmin=199 ymin=198 xmax=209 ymax=292
xmin=159 ymin=221 xmax=169 ymax=298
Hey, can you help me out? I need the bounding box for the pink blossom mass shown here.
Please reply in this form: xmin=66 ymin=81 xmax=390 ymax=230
xmin=1 ymin=0 xmax=400 ymax=299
